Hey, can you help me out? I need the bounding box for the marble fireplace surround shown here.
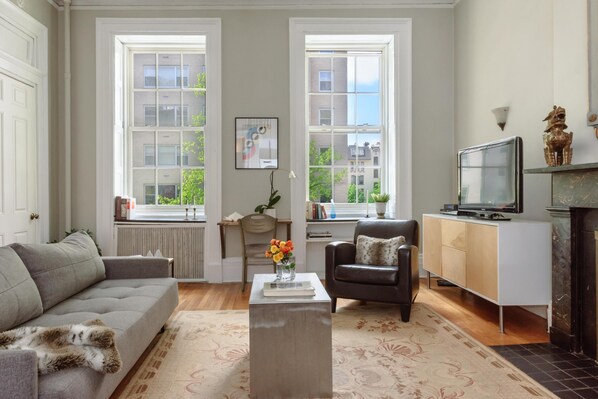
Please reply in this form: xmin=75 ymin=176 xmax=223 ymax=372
xmin=526 ymin=162 xmax=598 ymax=358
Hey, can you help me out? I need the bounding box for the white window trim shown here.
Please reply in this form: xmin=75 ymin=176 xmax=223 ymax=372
xmin=96 ymin=18 xmax=222 ymax=283
xmin=0 ymin=0 xmax=49 ymax=244
xmin=289 ymin=18 xmax=412 ymax=273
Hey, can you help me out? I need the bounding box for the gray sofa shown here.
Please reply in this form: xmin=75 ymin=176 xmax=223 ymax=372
xmin=0 ymin=231 xmax=179 ymax=399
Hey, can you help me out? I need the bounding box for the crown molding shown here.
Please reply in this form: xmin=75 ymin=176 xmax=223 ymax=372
xmin=50 ymin=0 xmax=455 ymax=10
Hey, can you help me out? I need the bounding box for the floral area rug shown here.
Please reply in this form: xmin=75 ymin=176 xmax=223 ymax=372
xmin=116 ymin=303 xmax=556 ymax=398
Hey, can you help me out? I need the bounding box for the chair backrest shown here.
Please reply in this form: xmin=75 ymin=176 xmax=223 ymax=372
xmin=239 ymin=213 xmax=278 ymax=248
xmin=353 ymin=219 xmax=419 ymax=247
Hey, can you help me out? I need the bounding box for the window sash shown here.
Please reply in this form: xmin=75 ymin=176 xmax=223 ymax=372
xmin=306 ymin=49 xmax=386 ymax=209
xmin=127 ymin=49 xmax=206 ymax=210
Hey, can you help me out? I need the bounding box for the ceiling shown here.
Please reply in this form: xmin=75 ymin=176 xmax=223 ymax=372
xmin=50 ymin=0 xmax=456 ymax=9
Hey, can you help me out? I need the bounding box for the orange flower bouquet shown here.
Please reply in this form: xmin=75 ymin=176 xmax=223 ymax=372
xmin=265 ymin=239 xmax=295 ymax=268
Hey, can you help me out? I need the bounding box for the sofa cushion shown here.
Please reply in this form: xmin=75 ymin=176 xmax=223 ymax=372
xmin=19 ymin=277 xmax=179 ymax=399
xmin=10 ymin=231 xmax=105 ymax=310
xmin=0 ymin=247 xmax=43 ymax=331
xmin=355 ymin=235 xmax=405 ymax=266
xmin=334 ymin=263 xmax=399 ymax=285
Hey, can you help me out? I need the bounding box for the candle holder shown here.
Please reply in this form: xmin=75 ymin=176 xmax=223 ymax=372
xmin=185 ymin=207 xmax=189 ymax=220
xmin=193 ymin=207 xmax=197 ymax=220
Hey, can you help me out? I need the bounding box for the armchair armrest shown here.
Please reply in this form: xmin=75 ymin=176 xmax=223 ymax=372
xmin=325 ymin=241 xmax=356 ymax=281
xmin=102 ymin=256 xmax=171 ymax=279
xmin=398 ymin=244 xmax=420 ymax=301
xmin=0 ymin=349 xmax=37 ymax=399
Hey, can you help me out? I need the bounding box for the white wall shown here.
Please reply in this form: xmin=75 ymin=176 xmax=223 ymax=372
xmin=455 ymin=0 xmax=554 ymax=222
xmin=553 ymin=0 xmax=598 ymax=165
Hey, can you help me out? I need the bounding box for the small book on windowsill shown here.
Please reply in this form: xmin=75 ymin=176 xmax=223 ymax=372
xmin=263 ymin=281 xmax=316 ymax=297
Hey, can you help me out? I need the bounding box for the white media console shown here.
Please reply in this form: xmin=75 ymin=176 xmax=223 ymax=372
xmin=422 ymin=214 xmax=551 ymax=332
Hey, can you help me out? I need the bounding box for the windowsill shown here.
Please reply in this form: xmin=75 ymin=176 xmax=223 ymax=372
xmin=115 ymin=214 xmax=206 ymax=223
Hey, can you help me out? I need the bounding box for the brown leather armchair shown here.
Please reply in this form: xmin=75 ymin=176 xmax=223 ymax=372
xmin=325 ymin=219 xmax=419 ymax=322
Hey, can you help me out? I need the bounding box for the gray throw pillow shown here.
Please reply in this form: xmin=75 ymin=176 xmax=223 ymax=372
xmin=10 ymin=231 xmax=105 ymax=310
xmin=355 ymin=235 xmax=406 ymax=266
xmin=0 ymin=247 xmax=43 ymax=331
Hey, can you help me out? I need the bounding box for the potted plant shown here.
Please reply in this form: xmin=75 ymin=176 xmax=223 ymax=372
xmin=371 ymin=193 xmax=390 ymax=219
xmin=255 ymin=170 xmax=281 ymax=217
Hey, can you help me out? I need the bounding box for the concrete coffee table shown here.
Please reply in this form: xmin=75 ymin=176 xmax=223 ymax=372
xmin=249 ymin=273 xmax=332 ymax=398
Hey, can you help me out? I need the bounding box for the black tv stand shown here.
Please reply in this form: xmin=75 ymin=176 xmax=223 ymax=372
xmin=458 ymin=211 xmax=511 ymax=221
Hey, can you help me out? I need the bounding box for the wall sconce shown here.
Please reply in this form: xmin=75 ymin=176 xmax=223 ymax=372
xmin=491 ymin=107 xmax=509 ymax=131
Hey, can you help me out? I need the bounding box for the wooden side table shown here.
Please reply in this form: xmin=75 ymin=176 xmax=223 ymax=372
xmin=217 ymin=219 xmax=292 ymax=258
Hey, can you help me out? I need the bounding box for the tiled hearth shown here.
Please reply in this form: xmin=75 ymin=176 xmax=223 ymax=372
xmin=493 ymin=343 xmax=598 ymax=398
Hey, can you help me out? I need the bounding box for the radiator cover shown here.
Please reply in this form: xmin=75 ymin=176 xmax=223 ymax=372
xmin=116 ymin=224 xmax=204 ymax=280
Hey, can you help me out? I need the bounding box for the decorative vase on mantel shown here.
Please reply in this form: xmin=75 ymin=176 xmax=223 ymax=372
xmin=375 ymin=202 xmax=387 ymax=219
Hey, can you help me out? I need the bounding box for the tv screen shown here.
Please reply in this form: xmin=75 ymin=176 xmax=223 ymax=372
xmin=458 ymin=136 xmax=523 ymax=214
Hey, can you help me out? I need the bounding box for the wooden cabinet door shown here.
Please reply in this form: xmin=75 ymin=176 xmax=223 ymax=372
xmin=442 ymin=246 xmax=467 ymax=286
xmin=441 ymin=219 xmax=467 ymax=250
xmin=423 ymin=216 xmax=442 ymax=275
xmin=466 ymin=223 xmax=498 ymax=300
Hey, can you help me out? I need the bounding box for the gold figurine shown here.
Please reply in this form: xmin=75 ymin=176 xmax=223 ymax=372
xmin=543 ymin=105 xmax=573 ymax=166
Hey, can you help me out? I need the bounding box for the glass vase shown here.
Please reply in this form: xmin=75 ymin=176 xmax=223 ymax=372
xmin=276 ymin=259 xmax=296 ymax=281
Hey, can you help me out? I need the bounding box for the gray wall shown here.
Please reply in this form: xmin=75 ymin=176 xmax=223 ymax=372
xmin=62 ymin=7 xmax=454 ymax=243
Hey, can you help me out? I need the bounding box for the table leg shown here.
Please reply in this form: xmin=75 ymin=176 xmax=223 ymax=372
xmin=219 ymin=224 xmax=226 ymax=258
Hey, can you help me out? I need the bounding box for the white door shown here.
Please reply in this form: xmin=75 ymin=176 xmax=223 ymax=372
xmin=0 ymin=72 xmax=38 ymax=245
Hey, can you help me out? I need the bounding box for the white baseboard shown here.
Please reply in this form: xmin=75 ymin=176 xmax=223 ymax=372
xmin=222 ymin=257 xmax=276 ymax=282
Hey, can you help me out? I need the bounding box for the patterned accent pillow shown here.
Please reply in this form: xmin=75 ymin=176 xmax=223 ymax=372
xmin=355 ymin=235 xmax=406 ymax=266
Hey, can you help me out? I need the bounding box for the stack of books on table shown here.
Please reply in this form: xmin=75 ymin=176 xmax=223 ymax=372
xmin=263 ymin=281 xmax=316 ymax=297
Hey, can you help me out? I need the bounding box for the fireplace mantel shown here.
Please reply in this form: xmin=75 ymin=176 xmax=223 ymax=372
xmin=525 ymin=162 xmax=598 ymax=356
xmin=525 ymin=162 xmax=598 ymax=174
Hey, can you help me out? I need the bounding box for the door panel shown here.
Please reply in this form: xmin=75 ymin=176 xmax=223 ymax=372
xmin=0 ymin=72 xmax=37 ymax=244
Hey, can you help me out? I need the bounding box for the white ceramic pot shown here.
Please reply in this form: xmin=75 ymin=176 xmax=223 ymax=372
xmin=375 ymin=202 xmax=387 ymax=219
xmin=264 ymin=208 xmax=277 ymax=218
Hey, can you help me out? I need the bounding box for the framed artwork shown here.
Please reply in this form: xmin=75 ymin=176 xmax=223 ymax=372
xmin=235 ymin=117 xmax=279 ymax=169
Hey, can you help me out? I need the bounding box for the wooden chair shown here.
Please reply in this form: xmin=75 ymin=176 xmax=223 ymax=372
xmin=239 ymin=213 xmax=278 ymax=292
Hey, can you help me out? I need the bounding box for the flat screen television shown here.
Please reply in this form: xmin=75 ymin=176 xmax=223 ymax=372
xmin=458 ymin=136 xmax=523 ymax=216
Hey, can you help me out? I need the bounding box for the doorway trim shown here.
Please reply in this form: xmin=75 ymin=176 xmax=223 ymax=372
xmin=0 ymin=0 xmax=49 ymax=243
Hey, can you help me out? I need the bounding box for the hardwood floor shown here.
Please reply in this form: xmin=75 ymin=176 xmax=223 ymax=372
xmin=111 ymin=277 xmax=548 ymax=397
xmin=175 ymin=276 xmax=548 ymax=345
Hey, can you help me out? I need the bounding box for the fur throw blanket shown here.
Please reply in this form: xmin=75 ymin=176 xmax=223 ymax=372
xmin=0 ymin=319 xmax=121 ymax=375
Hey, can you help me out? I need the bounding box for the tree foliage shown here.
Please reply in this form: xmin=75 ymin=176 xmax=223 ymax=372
xmin=160 ymin=71 xmax=206 ymax=206
xmin=308 ymin=140 xmax=345 ymax=202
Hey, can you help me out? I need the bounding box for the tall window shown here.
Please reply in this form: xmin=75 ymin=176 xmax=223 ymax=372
xmin=129 ymin=50 xmax=206 ymax=206
xmin=307 ymin=44 xmax=386 ymax=208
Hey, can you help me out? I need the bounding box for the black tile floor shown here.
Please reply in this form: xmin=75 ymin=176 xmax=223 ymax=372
xmin=491 ymin=343 xmax=598 ymax=398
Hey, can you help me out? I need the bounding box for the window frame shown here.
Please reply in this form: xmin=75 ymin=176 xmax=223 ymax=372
xmin=289 ymin=18 xmax=412 ymax=273
xmin=128 ymin=48 xmax=205 ymax=209
xmin=96 ymin=18 xmax=222 ymax=270
xmin=307 ymin=46 xmax=387 ymax=210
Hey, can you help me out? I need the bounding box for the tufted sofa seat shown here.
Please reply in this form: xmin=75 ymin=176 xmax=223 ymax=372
xmin=0 ymin=232 xmax=178 ymax=399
